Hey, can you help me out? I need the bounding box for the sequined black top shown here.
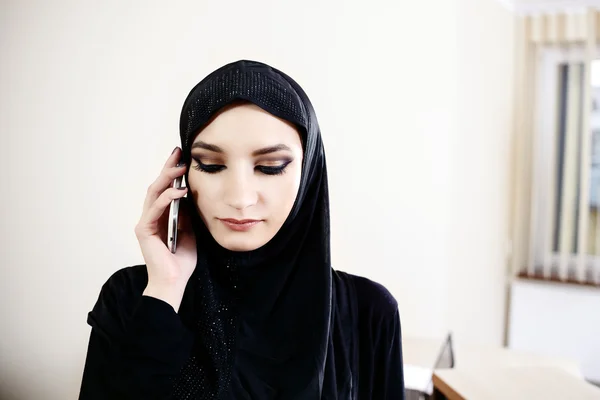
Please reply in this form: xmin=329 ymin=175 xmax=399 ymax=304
xmin=78 ymin=265 xmax=405 ymax=399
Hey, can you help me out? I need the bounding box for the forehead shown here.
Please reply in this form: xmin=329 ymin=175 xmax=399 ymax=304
xmin=193 ymin=103 xmax=302 ymax=149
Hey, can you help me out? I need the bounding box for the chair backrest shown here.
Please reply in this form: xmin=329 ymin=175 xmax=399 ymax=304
xmin=433 ymin=332 xmax=455 ymax=369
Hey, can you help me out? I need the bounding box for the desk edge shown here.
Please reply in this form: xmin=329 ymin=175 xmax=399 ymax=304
xmin=432 ymin=372 xmax=466 ymax=400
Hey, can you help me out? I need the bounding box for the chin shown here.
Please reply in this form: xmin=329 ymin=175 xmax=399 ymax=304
xmin=215 ymin=236 xmax=266 ymax=252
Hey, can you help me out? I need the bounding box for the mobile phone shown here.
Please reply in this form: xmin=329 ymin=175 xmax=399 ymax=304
xmin=168 ymin=176 xmax=184 ymax=253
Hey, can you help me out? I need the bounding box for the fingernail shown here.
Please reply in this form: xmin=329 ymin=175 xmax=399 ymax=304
xmin=172 ymin=147 xmax=179 ymax=155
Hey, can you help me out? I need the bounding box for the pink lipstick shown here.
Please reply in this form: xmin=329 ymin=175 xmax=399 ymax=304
xmin=219 ymin=218 xmax=262 ymax=232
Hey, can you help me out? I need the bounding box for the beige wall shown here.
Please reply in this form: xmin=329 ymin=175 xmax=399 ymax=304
xmin=0 ymin=0 xmax=512 ymax=398
xmin=449 ymin=0 xmax=515 ymax=346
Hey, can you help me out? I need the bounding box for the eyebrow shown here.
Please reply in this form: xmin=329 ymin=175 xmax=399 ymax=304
xmin=191 ymin=141 xmax=223 ymax=153
xmin=191 ymin=141 xmax=291 ymax=156
xmin=252 ymin=144 xmax=292 ymax=156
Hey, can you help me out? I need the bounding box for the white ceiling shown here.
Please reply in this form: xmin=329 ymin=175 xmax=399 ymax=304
xmin=497 ymin=0 xmax=600 ymax=13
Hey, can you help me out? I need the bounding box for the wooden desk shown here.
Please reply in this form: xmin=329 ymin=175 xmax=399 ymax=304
xmin=432 ymin=366 xmax=600 ymax=400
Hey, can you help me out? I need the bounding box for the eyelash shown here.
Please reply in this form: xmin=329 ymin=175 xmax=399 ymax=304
xmin=191 ymin=158 xmax=291 ymax=176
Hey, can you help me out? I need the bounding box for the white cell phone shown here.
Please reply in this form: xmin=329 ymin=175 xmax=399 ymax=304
xmin=168 ymin=176 xmax=184 ymax=253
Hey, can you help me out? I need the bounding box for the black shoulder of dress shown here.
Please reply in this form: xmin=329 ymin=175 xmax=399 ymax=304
xmin=80 ymin=264 xmax=195 ymax=400
xmin=100 ymin=264 xmax=148 ymax=298
xmin=86 ymin=265 xmax=149 ymax=333
xmin=104 ymin=264 xmax=149 ymax=291
xmin=333 ymin=270 xmax=399 ymax=317
xmin=331 ymin=270 xmax=405 ymax=399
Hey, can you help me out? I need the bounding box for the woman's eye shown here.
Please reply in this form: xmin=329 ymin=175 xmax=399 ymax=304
xmin=257 ymin=161 xmax=292 ymax=176
xmin=192 ymin=159 xmax=225 ymax=173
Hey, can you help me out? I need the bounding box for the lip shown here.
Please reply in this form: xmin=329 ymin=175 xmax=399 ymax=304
xmin=219 ymin=218 xmax=263 ymax=232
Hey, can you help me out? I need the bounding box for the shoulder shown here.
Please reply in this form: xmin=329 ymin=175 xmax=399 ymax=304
xmin=333 ymin=270 xmax=399 ymax=320
xmin=87 ymin=265 xmax=149 ymax=331
xmin=99 ymin=264 xmax=149 ymax=297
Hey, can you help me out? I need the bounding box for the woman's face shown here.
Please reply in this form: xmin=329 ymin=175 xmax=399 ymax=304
xmin=187 ymin=102 xmax=303 ymax=252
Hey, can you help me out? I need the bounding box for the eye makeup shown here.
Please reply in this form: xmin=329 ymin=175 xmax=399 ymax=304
xmin=256 ymin=160 xmax=292 ymax=175
xmin=191 ymin=159 xmax=225 ymax=173
xmin=191 ymin=157 xmax=293 ymax=176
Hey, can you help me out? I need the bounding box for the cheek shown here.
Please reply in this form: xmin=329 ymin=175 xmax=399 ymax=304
xmin=189 ymin=173 xmax=220 ymax=213
xmin=265 ymin=167 xmax=301 ymax=212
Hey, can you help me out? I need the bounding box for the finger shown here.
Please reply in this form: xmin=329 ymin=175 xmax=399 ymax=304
xmin=143 ymin=147 xmax=181 ymax=212
xmin=144 ymin=160 xmax=187 ymax=212
xmin=142 ymin=186 xmax=188 ymax=229
xmin=164 ymin=147 xmax=181 ymax=168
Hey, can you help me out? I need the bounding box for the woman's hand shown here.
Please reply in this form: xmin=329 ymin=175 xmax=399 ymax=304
xmin=134 ymin=147 xmax=197 ymax=312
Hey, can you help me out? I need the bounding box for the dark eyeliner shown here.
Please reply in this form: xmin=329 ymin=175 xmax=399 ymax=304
xmin=192 ymin=158 xmax=225 ymax=173
xmin=257 ymin=160 xmax=292 ymax=175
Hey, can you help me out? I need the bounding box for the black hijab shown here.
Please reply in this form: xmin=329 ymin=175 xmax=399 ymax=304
xmin=171 ymin=60 xmax=353 ymax=399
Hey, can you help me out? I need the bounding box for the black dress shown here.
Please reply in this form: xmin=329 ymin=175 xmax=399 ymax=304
xmin=78 ymin=265 xmax=405 ymax=399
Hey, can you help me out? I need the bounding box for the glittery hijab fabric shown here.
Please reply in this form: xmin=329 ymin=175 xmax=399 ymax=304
xmin=172 ymin=60 xmax=343 ymax=399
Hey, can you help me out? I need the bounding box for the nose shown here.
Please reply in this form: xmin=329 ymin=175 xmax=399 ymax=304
xmin=223 ymin=170 xmax=258 ymax=211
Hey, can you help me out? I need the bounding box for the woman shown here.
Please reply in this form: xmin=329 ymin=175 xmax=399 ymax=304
xmin=79 ymin=60 xmax=405 ymax=399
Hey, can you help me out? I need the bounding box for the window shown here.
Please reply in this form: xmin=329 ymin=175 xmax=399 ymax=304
xmin=525 ymin=46 xmax=600 ymax=285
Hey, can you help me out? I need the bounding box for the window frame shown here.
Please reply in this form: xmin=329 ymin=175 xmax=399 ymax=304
xmin=530 ymin=44 xmax=600 ymax=282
